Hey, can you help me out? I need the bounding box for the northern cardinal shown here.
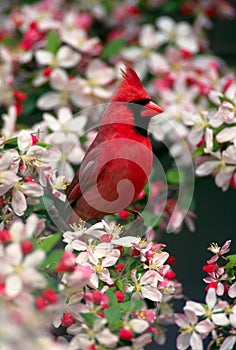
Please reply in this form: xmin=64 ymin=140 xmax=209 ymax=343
xmin=66 ymin=64 xmax=163 ymax=223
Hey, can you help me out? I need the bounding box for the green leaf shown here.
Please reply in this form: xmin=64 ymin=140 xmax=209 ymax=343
xmin=102 ymin=38 xmax=125 ymax=60
xmin=167 ymin=168 xmax=184 ymax=184
xmin=46 ymin=30 xmax=61 ymax=54
xmin=162 ymin=1 xmax=181 ymax=13
xmin=36 ymin=141 xmax=53 ymax=149
xmin=3 ymin=137 xmax=18 ymax=148
xmin=225 ymin=254 xmax=236 ymax=269
xmin=193 ymin=145 xmax=205 ymax=157
xmin=36 ymin=232 xmax=62 ymax=253
xmin=103 ymin=288 xmax=122 ymax=325
xmin=124 ymin=258 xmax=140 ymax=274
xmin=119 ymin=300 xmax=142 ymax=313
xmin=105 ymin=288 xmax=118 ymax=305
xmin=115 ymin=277 xmax=124 ymax=292
xmin=104 ymin=304 xmax=122 ymax=325
xmin=40 ymin=249 xmax=64 ymax=270
xmin=109 ymin=320 xmax=123 ymax=332
xmin=81 ymin=313 xmax=99 ymax=327
xmin=226 ymin=254 xmax=236 ymax=262
xmin=22 ymin=94 xmax=37 ymax=116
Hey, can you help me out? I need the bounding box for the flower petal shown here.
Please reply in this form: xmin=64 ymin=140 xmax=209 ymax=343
xmin=196 ymin=161 xmax=218 ymax=176
xmin=17 ymin=130 xmax=32 ymax=153
xmin=96 ymin=328 xmax=118 ymax=347
xmin=176 ymin=333 xmax=191 ymax=350
xmin=212 ymin=313 xmax=229 ymax=326
xmin=228 ymin=282 xmax=236 ymax=298
xmin=57 ymin=45 xmax=81 ymax=68
xmin=35 ymin=50 xmax=53 ymax=65
xmin=37 ymin=92 xmax=61 ymax=110
xmin=12 ymin=189 xmax=27 ymax=216
xmin=23 ymin=249 xmax=46 ymax=268
xmin=190 ymin=332 xmax=203 ymax=350
xmin=220 ymin=336 xmax=236 ymax=350
xmin=50 ymin=68 xmax=68 ymax=90
xmin=206 ymin=288 xmax=216 ymax=310
xmin=129 ymin=319 xmax=149 ymax=333
xmin=6 ymin=274 xmax=23 ymax=297
xmin=141 ymin=285 xmax=162 ymax=302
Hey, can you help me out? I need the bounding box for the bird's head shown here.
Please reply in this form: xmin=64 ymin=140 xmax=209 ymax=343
xmin=111 ymin=64 xmax=163 ymax=118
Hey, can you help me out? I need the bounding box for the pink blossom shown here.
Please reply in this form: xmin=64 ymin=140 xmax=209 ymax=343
xmin=175 ymin=308 xmax=214 ymax=350
xmin=130 ymin=269 xmax=162 ymax=302
xmin=207 ymin=240 xmax=231 ymax=263
xmin=0 ymin=243 xmax=46 ymax=297
xmin=76 ymin=247 xmax=120 ymax=288
xmin=186 ymin=288 xmax=229 ymax=326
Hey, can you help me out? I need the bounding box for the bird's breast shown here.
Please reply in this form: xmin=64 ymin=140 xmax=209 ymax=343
xmin=80 ymin=129 xmax=153 ymax=207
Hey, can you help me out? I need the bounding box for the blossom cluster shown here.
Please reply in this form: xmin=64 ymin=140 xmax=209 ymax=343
xmin=0 ymin=213 xmax=182 ymax=349
xmin=175 ymin=240 xmax=236 ymax=350
xmin=53 ymin=219 xmax=183 ymax=349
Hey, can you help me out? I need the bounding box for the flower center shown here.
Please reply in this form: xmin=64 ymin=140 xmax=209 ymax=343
xmin=183 ymin=324 xmax=194 ymax=334
xmin=135 ymin=282 xmax=142 ymax=293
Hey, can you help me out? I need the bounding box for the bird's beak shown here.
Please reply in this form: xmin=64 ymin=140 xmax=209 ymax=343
xmin=146 ymin=101 xmax=163 ymax=113
xmin=142 ymin=100 xmax=163 ymax=117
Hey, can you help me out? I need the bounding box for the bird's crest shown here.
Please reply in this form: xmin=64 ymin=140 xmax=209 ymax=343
xmin=111 ymin=63 xmax=150 ymax=103
xmin=120 ymin=64 xmax=143 ymax=89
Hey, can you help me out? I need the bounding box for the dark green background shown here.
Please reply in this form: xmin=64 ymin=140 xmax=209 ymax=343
xmin=148 ymin=16 xmax=236 ymax=350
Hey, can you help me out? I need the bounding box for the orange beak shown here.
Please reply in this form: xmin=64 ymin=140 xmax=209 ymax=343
xmin=146 ymin=100 xmax=163 ymax=113
xmin=142 ymin=100 xmax=163 ymax=117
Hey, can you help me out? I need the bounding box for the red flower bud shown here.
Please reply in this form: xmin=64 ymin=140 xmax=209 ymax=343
xmin=165 ymin=270 xmax=176 ymax=280
xmin=130 ymin=247 xmax=140 ymax=257
xmin=115 ymin=291 xmax=125 ymax=303
xmin=203 ymin=263 xmax=219 ymax=273
xmin=0 ymin=229 xmax=11 ymax=243
xmin=119 ymin=328 xmax=134 ymax=340
xmin=43 ymin=288 xmax=58 ymax=303
xmin=166 ymin=256 xmax=176 ymax=265
xmin=119 ymin=210 xmax=130 ymax=220
xmin=61 ymin=312 xmax=76 ymax=327
xmin=21 ymin=240 xmax=34 ymax=254
xmin=205 ymin=282 xmax=218 ymax=291
xmin=117 ymin=246 xmax=124 ymax=255
xmin=115 ymin=263 xmax=125 ymax=272
xmin=35 ymin=297 xmax=47 ymax=310
xmin=42 ymin=67 xmax=53 ymax=77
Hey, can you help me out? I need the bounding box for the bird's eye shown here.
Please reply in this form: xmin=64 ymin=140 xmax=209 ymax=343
xmin=129 ymin=98 xmax=151 ymax=106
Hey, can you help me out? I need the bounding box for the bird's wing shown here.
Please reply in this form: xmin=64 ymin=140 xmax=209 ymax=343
xmin=66 ymin=145 xmax=107 ymax=207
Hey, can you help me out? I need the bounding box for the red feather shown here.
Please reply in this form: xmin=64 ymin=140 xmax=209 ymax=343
xmin=66 ymin=65 xmax=163 ymax=223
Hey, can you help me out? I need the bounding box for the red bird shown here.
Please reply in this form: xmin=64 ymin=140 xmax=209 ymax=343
xmin=66 ymin=65 xmax=163 ymax=223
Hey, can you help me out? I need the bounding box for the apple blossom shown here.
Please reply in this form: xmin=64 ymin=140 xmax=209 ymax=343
xmin=186 ymin=288 xmax=229 ymax=326
xmin=175 ymin=308 xmax=214 ymax=350
xmin=0 ymin=150 xmax=19 ymax=195
xmin=130 ymin=269 xmax=163 ymax=302
xmin=0 ymin=242 xmax=46 ymax=297
xmin=35 ymin=45 xmax=81 ymax=69
xmin=155 ymin=16 xmax=199 ymax=53
xmin=76 ymin=246 xmax=120 ymax=288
